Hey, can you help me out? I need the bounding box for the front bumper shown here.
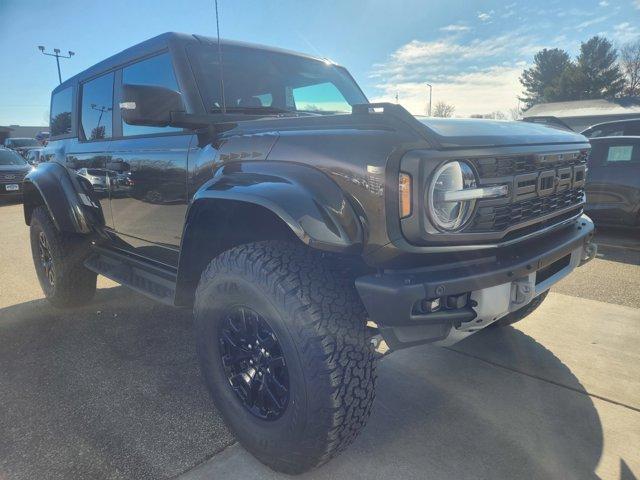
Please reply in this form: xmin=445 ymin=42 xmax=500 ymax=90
xmin=356 ymin=215 xmax=596 ymax=351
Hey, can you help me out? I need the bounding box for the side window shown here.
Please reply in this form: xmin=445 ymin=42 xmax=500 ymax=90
xmin=122 ymin=53 xmax=182 ymax=136
xmin=81 ymin=72 xmax=114 ymax=141
xmin=50 ymin=87 xmax=73 ymax=137
xmin=605 ymin=144 xmax=638 ymax=164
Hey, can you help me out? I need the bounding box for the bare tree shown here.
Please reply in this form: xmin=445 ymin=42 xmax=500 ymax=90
xmin=433 ymin=101 xmax=455 ymax=118
xmin=620 ymin=40 xmax=640 ymax=96
xmin=476 ymin=111 xmax=507 ymax=120
xmin=508 ymin=105 xmax=523 ymax=120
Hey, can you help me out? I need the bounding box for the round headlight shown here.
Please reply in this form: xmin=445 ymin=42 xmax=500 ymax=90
xmin=427 ymin=161 xmax=477 ymax=232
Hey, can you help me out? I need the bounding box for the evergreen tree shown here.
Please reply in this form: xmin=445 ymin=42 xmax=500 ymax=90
xmin=574 ymin=36 xmax=625 ymax=99
xmin=519 ymin=48 xmax=572 ymax=107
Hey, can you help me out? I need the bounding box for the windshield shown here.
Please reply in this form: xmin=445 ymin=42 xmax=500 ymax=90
xmin=0 ymin=149 xmax=28 ymax=166
xmin=7 ymin=138 xmax=39 ymax=147
xmin=187 ymin=45 xmax=367 ymax=115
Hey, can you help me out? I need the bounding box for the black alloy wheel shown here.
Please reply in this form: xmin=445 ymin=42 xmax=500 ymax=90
xmin=38 ymin=231 xmax=55 ymax=287
xmin=219 ymin=305 xmax=289 ymax=420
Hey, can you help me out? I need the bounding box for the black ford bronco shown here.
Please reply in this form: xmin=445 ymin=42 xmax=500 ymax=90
xmin=24 ymin=32 xmax=597 ymax=474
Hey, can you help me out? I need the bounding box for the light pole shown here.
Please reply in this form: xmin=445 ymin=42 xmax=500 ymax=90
xmin=426 ymin=83 xmax=433 ymax=116
xmin=38 ymin=46 xmax=75 ymax=84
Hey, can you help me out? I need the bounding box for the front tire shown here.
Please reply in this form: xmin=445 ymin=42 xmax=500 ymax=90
xmin=29 ymin=206 xmax=97 ymax=307
xmin=194 ymin=241 xmax=376 ymax=474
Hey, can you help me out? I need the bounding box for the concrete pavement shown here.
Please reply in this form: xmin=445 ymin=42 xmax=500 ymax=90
xmin=0 ymin=199 xmax=639 ymax=480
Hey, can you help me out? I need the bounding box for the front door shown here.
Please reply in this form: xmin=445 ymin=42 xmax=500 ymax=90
xmin=108 ymin=52 xmax=194 ymax=267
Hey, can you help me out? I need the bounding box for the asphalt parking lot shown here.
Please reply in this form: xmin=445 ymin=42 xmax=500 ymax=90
xmin=1 ymin=198 xmax=639 ymax=480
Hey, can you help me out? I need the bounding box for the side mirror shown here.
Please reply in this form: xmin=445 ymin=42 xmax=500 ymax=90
xmin=120 ymin=84 xmax=184 ymax=127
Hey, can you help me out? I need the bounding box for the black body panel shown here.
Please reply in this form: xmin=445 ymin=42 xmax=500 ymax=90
xmin=585 ymin=137 xmax=640 ymax=227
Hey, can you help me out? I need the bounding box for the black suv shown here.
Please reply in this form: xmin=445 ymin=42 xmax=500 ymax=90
xmin=24 ymin=33 xmax=596 ymax=474
xmin=0 ymin=147 xmax=32 ymax=197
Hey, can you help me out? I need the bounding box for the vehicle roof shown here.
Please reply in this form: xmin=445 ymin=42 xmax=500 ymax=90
xmin=581 ymin=117 xmax=640 ymax=133
xmin=587 ymin=135 xmax=640 ymax=142
xmin=53 ymin=32 xmax=332 ymax=94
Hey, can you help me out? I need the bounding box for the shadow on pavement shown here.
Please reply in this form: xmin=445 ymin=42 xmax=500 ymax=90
xmin=0 ymin=286 xmax=234 ymax=480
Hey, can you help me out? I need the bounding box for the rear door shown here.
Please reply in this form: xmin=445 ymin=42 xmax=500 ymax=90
xmin=66 ymin=71 xmax=116 ymax=227
xmin=108 ymin=52 xmax=195 ymax=267
xmin=586 ymin=138 xmax=640 ymax=226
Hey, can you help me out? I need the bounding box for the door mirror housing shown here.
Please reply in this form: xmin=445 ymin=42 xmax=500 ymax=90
xmin=120 ymin=84 xmax=184 ymax=127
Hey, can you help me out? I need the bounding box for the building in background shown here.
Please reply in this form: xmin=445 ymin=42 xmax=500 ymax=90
xmin=523 ymin=97 xmax=640 ymax=132
xmin=0 ymin=125 xmax=49 ymax=145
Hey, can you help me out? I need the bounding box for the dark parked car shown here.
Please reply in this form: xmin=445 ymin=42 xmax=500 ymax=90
xmin=0 ymin=147 xmax=32 ymax=197
xmin=23 ymin=32 xmax=597 ymax=474
xmin=585 ymin=136 xmax=640 ymax=227
xmin=581 ymin=118 xmax=640 ymax=138
xmin=4 ymin=137 xmax=40 ymax=158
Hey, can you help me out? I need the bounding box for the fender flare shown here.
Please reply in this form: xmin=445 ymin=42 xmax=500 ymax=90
xmin=23 ymin=162 xmax=100 ymax=234
xmin=184 ymin=161 xmax=364 ymax=252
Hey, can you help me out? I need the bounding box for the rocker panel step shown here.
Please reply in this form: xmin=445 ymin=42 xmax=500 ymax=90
xmin=84 ymin=247 xmax=177 ymax=306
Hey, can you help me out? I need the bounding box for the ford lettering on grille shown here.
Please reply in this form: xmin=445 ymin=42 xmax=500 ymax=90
xmin=512 ymin=164 xmax=586 ymax=201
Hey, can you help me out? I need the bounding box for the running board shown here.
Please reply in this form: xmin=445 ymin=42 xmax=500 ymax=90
xmin=84 ymin=247 xmax=177 ymax=305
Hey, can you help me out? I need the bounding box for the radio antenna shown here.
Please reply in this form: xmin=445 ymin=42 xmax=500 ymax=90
xmin=214 ymin=0 xmax=226 ymax=114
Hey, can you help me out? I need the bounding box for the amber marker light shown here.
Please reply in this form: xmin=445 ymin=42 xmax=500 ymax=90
xmin=399 ymin=173 xmax=412 ymax=218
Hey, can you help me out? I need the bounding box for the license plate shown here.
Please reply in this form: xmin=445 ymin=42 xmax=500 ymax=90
xmin=5 ymin=184 xmax=19 ymax=191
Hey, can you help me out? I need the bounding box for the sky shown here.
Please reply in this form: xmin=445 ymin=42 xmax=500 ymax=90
xmin=0 ymin=0 xmax=639 ymax=126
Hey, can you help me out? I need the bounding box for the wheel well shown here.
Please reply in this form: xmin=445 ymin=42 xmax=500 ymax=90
xmin=22 ymin=182 xmax=46 ymax=225
xmin=175 ymin=199 xmax=301 ymax=306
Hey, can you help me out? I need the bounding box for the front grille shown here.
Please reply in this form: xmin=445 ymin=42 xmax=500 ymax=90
xmin=470 ymin=188 xmax=584 ymax=232
xmin=474 ymin=151 xmax=587 ymax=178
xmin=466 ymin=150 xmax=587 ymax=234
xmin=0 ymin=171 xmax=28 ymax=183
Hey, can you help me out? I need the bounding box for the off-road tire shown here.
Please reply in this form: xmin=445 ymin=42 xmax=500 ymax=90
xmin=29 ymin=206 xmax=97 ymax=307
xmin=493 ymin=290 xmax=549 ymax=327
xmin=194 ymin=241 xmax=377 ymax=474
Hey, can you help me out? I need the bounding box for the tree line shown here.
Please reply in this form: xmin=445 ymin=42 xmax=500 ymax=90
xmin=432 ymin=36 xmax=640 ymax=118
xmin=520 ymin=36 xmax=640 ymax=108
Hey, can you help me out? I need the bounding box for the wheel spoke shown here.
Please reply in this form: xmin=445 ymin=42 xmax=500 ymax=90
xmin=268 ymin=355 xmax=286 ymax=370
xmin=267 ymin=375 xmax=287 ymax=397
xmin=263 ymin=380 xmax=283 ymax=410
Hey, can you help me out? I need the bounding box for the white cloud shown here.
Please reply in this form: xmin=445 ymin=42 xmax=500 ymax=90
xmin=371 ymin=32 xmax=538 ymax=84
xmin=574 ymin=14 xmax=612 ymax=30
xmin=370 ymin=65 xmax=523 ymax=117
xmin=369 ymin=33 xmax=535 ymax=116
xmin=599 ymin=0 xmax=609 ymax=5
xmin=477 ymin=11 xmax=494 ymax=21
xmin=613 ymin=22 xmax=640 ymax=42
xmin=440 ymin=24 xmax=471 ymax=33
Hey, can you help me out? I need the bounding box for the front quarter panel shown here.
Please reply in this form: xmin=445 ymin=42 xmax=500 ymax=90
xmin=189 ymin=161 xmax=364 ymax=252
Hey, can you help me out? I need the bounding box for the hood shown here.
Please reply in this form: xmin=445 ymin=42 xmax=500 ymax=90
xmin=415 ymin=117 xmax=588 ymax=149
xmin=0 ymin=163 xmax=31 ymax=172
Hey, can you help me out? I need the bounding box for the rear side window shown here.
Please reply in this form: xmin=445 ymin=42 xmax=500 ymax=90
xmin=50 ymin=87 xmax=73 ymax=137
xmin=121 ymin=53 xmax=182 ymax=136
xmin=81 ymin=72 xmax=114 ymax=140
